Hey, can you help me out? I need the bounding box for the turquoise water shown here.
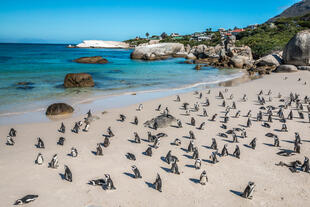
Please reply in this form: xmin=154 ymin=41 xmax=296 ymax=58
xmin=0 ymin=43 xmax=242 ymax=116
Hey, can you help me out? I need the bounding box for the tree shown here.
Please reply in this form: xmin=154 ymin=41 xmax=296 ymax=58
xmin=160 ymin=32 xmax=168 ymax=39
xmin=146 ymin=32 xmax=149 ymax=39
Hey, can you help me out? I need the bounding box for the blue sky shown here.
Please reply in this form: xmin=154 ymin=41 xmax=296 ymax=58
xmin=0 ymin=0 xmax=300 ymax=43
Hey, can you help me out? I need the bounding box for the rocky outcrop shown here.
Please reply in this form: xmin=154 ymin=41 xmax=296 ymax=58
xmin=256 ymin=53 xmax=282 ymax=67
xmin=130 ymin=43 xmax=185 ymax=60
xmin=275 ymin=64 xmax=298 ymax=73
xmin=73 ymin=56 xmax=108 ymax=64
xmin=46 ymin=103 xmax=74 ymax=116
xmin=283 ymin=30 xmax=310 ymax=66
xmin=76 ymin=40 xmax=129 ymax=48
xmin=226 ymin=46 xmax=253 ymax=68
xmin=64 ymin=73 xmax=95 ymax=88
xmin=186 ymin=53 xmax=196 ymax=60
xmin=144 ymin=114 xmax=176 ymax=128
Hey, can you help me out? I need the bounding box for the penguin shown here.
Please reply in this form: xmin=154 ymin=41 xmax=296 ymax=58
xmin=70 ymin=147 xmax=78 ymax=157
xmin=218 ymin=133 xmax=228 ymax=138
xmin=274 ymin=136 xmax=280 ymax=147
xmin=223 ymin=116 xmax=229 ymax=123
xmin=294 ymin=141 xmax=301 ymax=153
xmin=281 ymin=124 xmax=288 ymax=132
xmin=192 ymin=147 xmax=199 ymax=159
xmin=249 ymin=138 xmax=256 ymax=150
xmin=35 ymin=153 xmax=44 ymax=165
xmin=295 ymin=132 xmax=301 ymax=144
xmin=232 ymin=133 xmax=239 ymax=143
xmin=48 ymin=154 xmax=59 ymax=169
xmin=189 ymin=130 xmax=195 ymax=139
xmin=222 ymin=100 xmax=226 ymax=107
xmin=200 ymin=170 xmax=208 ymax=185
xmin=153 ymin=174 xmax=162 ymax=192
xmin=234 ymin=110 xmax=240 ymax=118
xmin=232 ymin=102 xmax=236 ymax=109
xmin=205 ymin=98 xmax=210 ymax=107
xmin=72 ymin=122 xmax=79 ymax=134
xmin=188 ymin=140 xmax=194 ymax=152
xmin=64 ymin=165 xmax=72 ymax=182
xmin=6 ymin=136 xmax=15 ymax=146
xmin=195 ymin=158 xmax=202 ymax=169
xmin=210 ymin=114 xmax=217 ymax=121
xmin=133 ymin=116 xmax=138 ymax=125
xmin=86 ymin=110 xmax=92 ymax=118
xmin=197 ymin=122 xmax=205 ymax=130
xmin=119 ymin=114 xmax=126 ymax=122
xmin=148 ymin=132 xmax=156 ymax=142
xmin=14 ymin=195 xmax=38 ymax=205
xmin=107 ymin=127 xmax=114 ymax=137
xmin=219 ymin=91 xmax=224 ymax=99
xmin=104 ymin=174 xmax=116 ymax=190
xmin=131 ymin=165 xmax=142 ymax=178
xmin=241 ymin=129 xmax=247 ymax=138
xmin=210 ymin=151 xmax=219 ymax=164
xmin=126 ymin=153 xmax=136 ymax=161
xmin=9 ymin=128 xmax=17 ymax=137
xmin=287 ymin=110 xmax=293 ymax=120
xmin=96 ymin=143 xmax=103 ymax=156
xmin=57 ymin=137 xmax=65 ymax=146
xmin=134 ymin=132 xmax=141 ymax=143
xmin=267 ymin=114 xmax=273 ymax=123
xmin=199 ymin=92 xmax=203 ymax=99
xmin=153 ymin=121 xmax=158 ymax=130
xmin=191 ymin=117 xmax=196 ymax=126
xmin=242 ymin=182 xmax=255 ymax=199
xmin=156 ymin=104 xmax=162 ymax=111
xmin=176 ymin=95 xmax=181 ymax=102
xmin=262 ymin=122 xmax=270 ymax=128
xmin=242 ymin=94 xmax=247 ymax=102
xmin=153 ymin=137 xmax=160 ymax=149
xmin=246 ymin=118 xmax=252 ymax=128
xmin=145 ymin=146 xmax=152 ymax=156
xmin=103 ymin=137 xmax=110 ymax=148
xmin=221 ymin=144 xmax=229 ymax=157
xmin=137 ymin=104 xmax=143 ymax=111
xmin=301 ymin=156 xmax=310 ymax=173
xmin=177 ymin=119 xmax=182 ymax=128
xmin=173 ymin=138 xmax=181 ymax=146
xmin=203 ymin=108 xmax=208 ymax=117
xmin=211 ymin=138 xmax=217 ymax=150
xmin=156 ymin=132 xmax=167 ymax=138
xmin=165 ymin=150 xmax=172 ymax=164
xmin=233 ymin=145 xmax=240 ymax=159
xmin=59 ymin=122 xmax=65 ymax=133
xmin=171 ymin=160 xmax=180 ymax=174
xmin=83 ymin=123 xmax=90 ymax=132
xmin=246 ymin=110 xmax=252 ymax=117
xmin=36 ymin=137 xmax=45 ymax=149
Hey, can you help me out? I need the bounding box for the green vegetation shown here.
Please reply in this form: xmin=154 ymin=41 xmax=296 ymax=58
xmin=236 ymin=13 xmax=310 ymax=59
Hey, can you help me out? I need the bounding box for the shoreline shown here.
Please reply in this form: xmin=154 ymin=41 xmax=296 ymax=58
xmin=0 ymin=69 xmax=246 ymax=126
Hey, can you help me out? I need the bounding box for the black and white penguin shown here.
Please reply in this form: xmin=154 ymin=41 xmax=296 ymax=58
xmin=89 ymin=178 xmax=105 ymax=186
xmin=107 ymin=127 xmax=114 ymax=137
xmin=6 ymin=136 xmax=15 ymax=146
xmin=14 ymin=195 xmax=38 ymax=205
xmin=242 ymin=182 xmax=255 ymax=199
xmin=301 ymin=156 xmax=310 ymax=173
xmin=177 ymin=119 xmax=183 ymax=128
xmin=59 ymin=122 xmax=65 ymax=133
xmin=48 ymin=154 xmax=59 ymax=169
xmin=153 ymin=137 xmax=160 ymax=149
xmin=57 ymin=137 xmax=65 ymax=146
xmin=119 ymin=114 xmax=126 ymax=122
xmin=198 ymin=122 xmax=205 ymax=130
xmin=233 ymin=145 xmax=240 ymax=159
xmin=200 ymin=170 xmax=208 ymax=185
xmin=137 ymin=104 xmax=143 ymax=111
xmin=103 ymin=137 xmax=110 ymax=148
xmin=274 ymin=136 xmax=280 ymax=147
xmin=210 ymin=151 xmax=219 ymax=164
xmin=203 ymin=108 xmax=208 ymax=117
xmin=188 ymin=140 xmax=194 ymax=152
xmin=165 ymin=150 xmax=172 ymax=164
xmin=35 ymin=153 xmax=44 ymax=165
xmin=192 ymin=147 xmax=199 ymax=159
xmin=72 ymin=122 xmax=80 ymax=134
xmin=153 ymin=174 xmax=162 ymax=192
xmin=36 ymin=137 xmax=45 ymax=149
xmin=249 ymin=138 xmax=256 ymax=150
xmin=131 ymin=165 xmax=142 ymax=178
xmin=191 ymin=117 xmax=196 ymax=126
xmin=96 ymin=143 xmax=103 ymax=156
xmin=70 ymin=147 xmax=78 ymax=157
xmin=83 ymin=123 xmax=90 ymax=132
xmin=211 ymin=138 xmax=217 ymax=150
xmin=221 ymin=144 xmax=229 ymax=156
xmin=103 ymin=174 xmax=116 ymax=190
xmin=171 ymin=160 xmax=180 ymax=175
xmin=145 ymin=146 xmax=152 ymax=156
xmin=133 ymin=116 xmax=138 ymax=125
xmin=134 ymin=132 xmax=141 ymax=143
xmin=189 ymin=130 xmax=195 ymax=140
xmin=173 ymin=138 xmax=181 ymax=146
xmin=176 ymin=95 xmax=181 ymax=102
xmin=64 ymin=165 xmax=72 ymax=182
xmin=195 ymin=158 xmax=202 ymax=169
xmin=126 ymin=152 xmax=136 ymax=161
xmin=210 ymin=113 xmax=217 ymax=121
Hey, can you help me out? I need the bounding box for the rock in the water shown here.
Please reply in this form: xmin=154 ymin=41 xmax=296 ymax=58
xmin=275 ymin=64 xmax=298 ymax=73
xmin=73 ymin=56 xmax=108 ymax=64
xmin=130 ymin=43 xmax=185 ymax=60
xmin=186 ymin=53 xmax=197 ymax=60
xmin=46 ymin=103 xmax=74 ymax=115
xmin=16 ymin=82 xmax=35 ymax=90
xmin=283 ymin=30 xmax=310 ymax=66
xmin=64 ymin=73 xmax=95 ymax=88
xmin=195 ymin=65 xmax=202 ymax=70
xmin=144 ymin=114 xmax=176 ymax=128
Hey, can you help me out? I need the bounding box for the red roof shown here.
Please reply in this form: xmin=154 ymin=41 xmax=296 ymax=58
xmin=231 ymin=29 xmax=244 ymax=33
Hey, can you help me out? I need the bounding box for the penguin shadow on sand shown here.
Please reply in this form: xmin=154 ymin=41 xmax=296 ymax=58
xmin=202 ymin=159 xmax=214 ymax=164
xmin=145 ymin=181 xmax=155 ymax=189
xmin=281 ymin=140 xmax=295 ymax=144
xmin=182 ymin=135 xmax=191 ymax=139
xmin=127 ymin=139 xmax=136 ymax=143
xmin=123 ymin=172 xmax=135 ymax=179
xmin=180 ymin=147 xmax=188 ymax=153
xmin=183 ymin=154 xmax=193 ymax=159
xmin=263 ymin=143 xmax=275 ymax=147
xmin=170 ymin=124 xmax=180 ymax=128
xmin=91 ymin=151 xmax=97 ymax=156
xmin=243 ymin=144 xmax=252 ymax=149
xmin=59 ymin=173 xmax=65 ymax=180
xmin=185 ymin=164 xmax=196 ymax=169
xmin=221 ymin=139 xmax=234 ymax=144
xmin=202 ymin=145 xmax=212 ymax=150
xmin=160 ymin=156 xmax=167 ymax=163
xmin=160 ymin=166 xmax=171 ymax=173
xmin=189 ymin=178 xmax=200 ymax=184
xmin=230 ymin=189 xmax=243 ymax=197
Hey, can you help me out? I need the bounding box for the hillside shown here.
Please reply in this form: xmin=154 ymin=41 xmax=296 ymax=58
xmin=268 ymin=0 xmax=310 ymax=22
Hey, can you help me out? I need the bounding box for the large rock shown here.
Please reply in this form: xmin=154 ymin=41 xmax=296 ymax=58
xmin=256 ymin=53 xmax=282 ymax=67
xmin=46 ymin=103 xmax=74 ymax=116
xmin=283 ymin=30 xmax=310 ymax=66
xmin=227 ymin=46 xmax=253 ymax=68
xmin=73 ymin=56 xmax=108 ymax=64
xmin=64 ymin=73 xmax=95 ymax=88
xmin=275 ymin=64 xmax=298 ymax=73
xmin=144 ymin=114 xmax=176 ymax=128
xmin=130 ymin=43 xmax=185 ymax=60
xmin=186 ymin=53 xmax=197 ymax=60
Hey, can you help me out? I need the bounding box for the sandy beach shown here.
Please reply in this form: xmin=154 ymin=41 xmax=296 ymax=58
xmin=0 ymin=71 xmax=309 ymax=207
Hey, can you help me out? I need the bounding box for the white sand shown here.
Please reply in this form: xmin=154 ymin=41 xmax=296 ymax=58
xmin=0 ymin=71 xmax=309 ymax=207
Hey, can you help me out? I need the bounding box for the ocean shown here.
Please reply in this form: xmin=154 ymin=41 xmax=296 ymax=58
xmin=0 ymin=43 xmax=243 ymax=122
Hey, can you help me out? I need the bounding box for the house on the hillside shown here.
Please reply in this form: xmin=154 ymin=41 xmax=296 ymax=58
xmin=170 ymin=33 xmax=180 ymax=37
xmin=231 ymin=29 xmax=245 ymax=36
